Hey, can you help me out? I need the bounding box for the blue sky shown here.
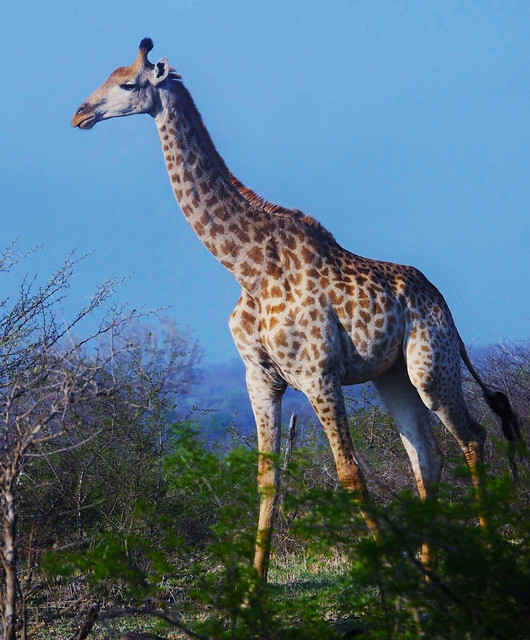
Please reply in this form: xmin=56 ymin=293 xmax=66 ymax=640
xmin=2 ymin=1 xmax=529 ymax=362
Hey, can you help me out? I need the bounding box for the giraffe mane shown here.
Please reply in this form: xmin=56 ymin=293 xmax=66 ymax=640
xmin=170 ymin=75 xmax=335 ymax=242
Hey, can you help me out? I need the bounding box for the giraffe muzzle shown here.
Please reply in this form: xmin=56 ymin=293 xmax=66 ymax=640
xmin=72 ymin=104 xmax=99 ymax=130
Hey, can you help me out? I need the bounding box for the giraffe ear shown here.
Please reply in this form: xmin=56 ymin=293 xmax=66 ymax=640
xmin=153 ymin=58 xmax=170 ymax=84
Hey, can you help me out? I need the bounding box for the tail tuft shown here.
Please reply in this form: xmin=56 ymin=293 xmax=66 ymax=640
xmin=460 ymin=338 xmax=522 ymax=478
xmin=484 ymin=390 xmax=521 ymax=480
xmin=484 ymin=391 xmax=521 ymax=443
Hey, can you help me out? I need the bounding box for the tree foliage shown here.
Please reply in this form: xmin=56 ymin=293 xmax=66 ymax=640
xmin=2 ymin=244 xmax=529 ymax=639
xmin=0 ymin=245 xmax=200 ymax=639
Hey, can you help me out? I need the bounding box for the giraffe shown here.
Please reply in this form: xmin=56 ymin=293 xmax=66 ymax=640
xmin=73 ymin=38 xmax=520 ymax=580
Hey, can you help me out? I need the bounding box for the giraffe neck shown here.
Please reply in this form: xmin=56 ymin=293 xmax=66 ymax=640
xmin=155 ymin=80 xmax=287 ymax=291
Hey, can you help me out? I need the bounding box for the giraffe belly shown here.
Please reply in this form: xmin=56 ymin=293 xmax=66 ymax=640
xmin=338 ymin=321 xmax=404 ymax=385
xmin=259 ymin=308 xmax=404 ymax=391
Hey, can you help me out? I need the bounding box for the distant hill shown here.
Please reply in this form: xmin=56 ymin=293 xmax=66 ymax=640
xmin=182 ymin=358 xmax=363 ymax=440
xmin=182 ymin=358 xmax=315 ymax=438
xmin=179 ymin=343 xmax=508 ymax=444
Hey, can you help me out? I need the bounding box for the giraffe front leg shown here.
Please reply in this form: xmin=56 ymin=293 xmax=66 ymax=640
xmin=245 ymin=366 xmax=286 ymax=581
xmin=254 ymin=454 xmax=278 ymax=580
xmin=304 ymin=374 xmax=378 ymax=538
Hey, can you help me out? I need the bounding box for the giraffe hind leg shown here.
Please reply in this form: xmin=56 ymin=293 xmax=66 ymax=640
xmin=432 ymin=400 xmax=487 ymax=522
xmin=406 ymin=342 xmax=487 ymax=525
xmin=374 ymin=357 xmax=444 ymax=569
xmin=374 ymin=356 xmax=444 ymax=501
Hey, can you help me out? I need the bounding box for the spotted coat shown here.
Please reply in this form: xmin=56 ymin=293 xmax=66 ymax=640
xmin=73 ymin=39 xmax=519 ymax=580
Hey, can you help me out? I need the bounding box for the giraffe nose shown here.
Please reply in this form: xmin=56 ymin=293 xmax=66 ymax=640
xmin=72 ymin=102 xmax=97 ymax=129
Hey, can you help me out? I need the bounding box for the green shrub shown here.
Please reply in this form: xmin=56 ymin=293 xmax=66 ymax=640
xmin=43 ymin=424 xmax=530 ymax=639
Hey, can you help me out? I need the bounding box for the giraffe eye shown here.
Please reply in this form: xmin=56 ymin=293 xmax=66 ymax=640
xmin=120 ymin=82 xmax=137 ymax=91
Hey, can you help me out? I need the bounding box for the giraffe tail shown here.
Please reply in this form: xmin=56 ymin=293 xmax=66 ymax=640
xmin=459 ymin=339 xmax=522 ymax=479
xmin=459 ymin=338 xmax=521 ymax=444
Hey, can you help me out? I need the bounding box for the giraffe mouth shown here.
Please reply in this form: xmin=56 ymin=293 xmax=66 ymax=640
xmin=73 ymin=114 xmax=98 ymax=130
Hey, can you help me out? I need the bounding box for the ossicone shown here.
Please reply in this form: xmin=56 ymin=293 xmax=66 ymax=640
xmin=139 ymin=37 xmax=154 ymax=55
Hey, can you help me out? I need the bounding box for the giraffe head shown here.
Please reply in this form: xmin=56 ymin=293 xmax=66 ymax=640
xmin=73 ymin=38 xmax=178 ymax=129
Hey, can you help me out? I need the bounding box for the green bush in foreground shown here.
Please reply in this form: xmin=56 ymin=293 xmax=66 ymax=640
xmin=287 ymin=473 xmax=529 ymax=639
xmin=44 ymin=426 xmax=529 ymax=639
